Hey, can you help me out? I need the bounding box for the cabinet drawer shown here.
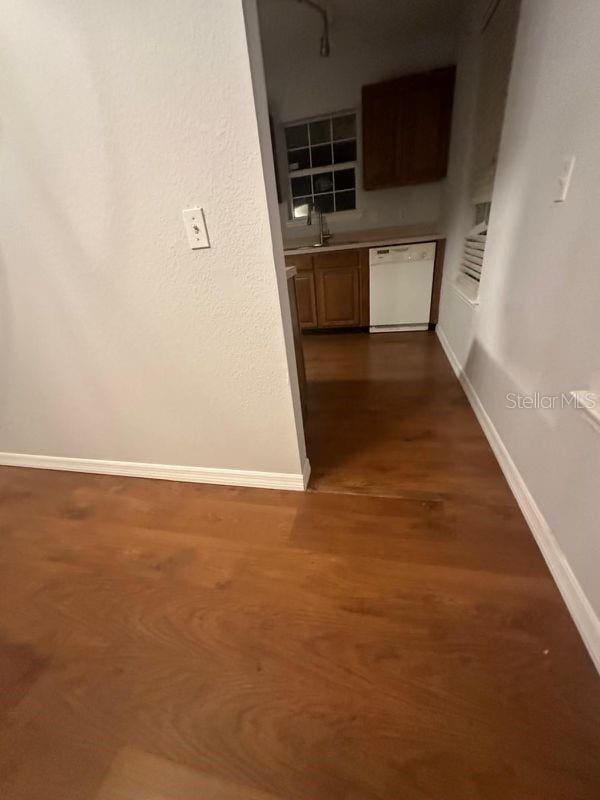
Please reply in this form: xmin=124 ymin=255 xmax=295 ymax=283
xmin=284 ymin=253 xmax=313 ymax=270
xmin=312 ymin=249 xmax=360 ymax=268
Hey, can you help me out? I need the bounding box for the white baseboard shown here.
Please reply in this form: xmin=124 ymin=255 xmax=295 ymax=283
xmin=436 ymin=325 xmax=600 ymax=674
xmin=0 ymin=452 xmax=311 ymax=492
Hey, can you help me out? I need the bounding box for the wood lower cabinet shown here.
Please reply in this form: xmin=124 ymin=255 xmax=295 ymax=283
xmin=285 ymin=248 xmax=368 ymax=331
xmin=293 ymin=269 xmax=318 ymax=329
xmin=314 ymin=265 xmax=361 ymax=327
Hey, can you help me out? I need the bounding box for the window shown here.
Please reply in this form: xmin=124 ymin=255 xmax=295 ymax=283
xmin=285 ymin=112 xmax=357 ymax=218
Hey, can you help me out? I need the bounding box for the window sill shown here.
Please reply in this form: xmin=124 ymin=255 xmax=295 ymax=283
xmin=285 ymin=209 xmax=363 ymax=228
xmin=569 ymin=391 xmax=600 ymax=434
xmin=452 ymin=279 xmax=480 ymax=307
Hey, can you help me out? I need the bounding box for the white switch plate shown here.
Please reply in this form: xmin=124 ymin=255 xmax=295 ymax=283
xmin=182 ymin=207 xmax=210 ymax=249
xmin=554 ymin=155 xmax=576 ymax=203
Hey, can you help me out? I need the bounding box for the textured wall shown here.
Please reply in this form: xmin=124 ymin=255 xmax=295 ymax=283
xmin=439 ymin=0 xmax=600 ymax=621
xmin=0 ymin=0 xmax=305 ymax=475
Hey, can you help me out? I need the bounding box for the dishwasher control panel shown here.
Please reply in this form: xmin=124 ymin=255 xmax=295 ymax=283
xmin=370 ymin=242 xmax=436 ymax=264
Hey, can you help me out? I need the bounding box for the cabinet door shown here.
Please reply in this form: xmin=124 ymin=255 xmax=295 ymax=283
xmin=362 ymin=80 xmax=399 ymax=190
xmin=397 ymin=70 xmax=455 ymax=184
xmin=293 ymin=270 xmax=318 ymax=329
xmin=314 ymin=265 xmax=361 ymax=328
xmin=362 ymin=66 xmax=455 ymax=190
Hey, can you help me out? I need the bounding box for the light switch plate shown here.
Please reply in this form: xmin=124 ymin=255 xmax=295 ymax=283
xmin=182 ymin=207 xmax=210 ymax=249
xmin=554 ymin=155 xmax=576 ymax=203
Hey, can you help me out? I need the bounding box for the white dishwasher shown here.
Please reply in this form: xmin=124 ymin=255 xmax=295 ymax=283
xmin=369 ymin=242 xmax=436 ymax=333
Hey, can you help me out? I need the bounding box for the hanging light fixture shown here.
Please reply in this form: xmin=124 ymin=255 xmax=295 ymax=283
xmin=297 ymin=0 xmax=331 ymax=57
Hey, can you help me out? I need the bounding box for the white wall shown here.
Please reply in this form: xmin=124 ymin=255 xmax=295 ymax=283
xmin=439 ymin=0 xmax=600 ymax=663
xmin=0 ymin=0 xmax=306 ymax=481
xmin=257 ymin=0 xmax=462 ymax=240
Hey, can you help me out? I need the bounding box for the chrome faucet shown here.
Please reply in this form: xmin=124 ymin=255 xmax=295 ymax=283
xmin=306 ymin=202 xmax=332 ymax=247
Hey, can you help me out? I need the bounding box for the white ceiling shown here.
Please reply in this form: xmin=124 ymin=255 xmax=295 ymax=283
xmin=258 ymin=0 xmax=466 ymax=51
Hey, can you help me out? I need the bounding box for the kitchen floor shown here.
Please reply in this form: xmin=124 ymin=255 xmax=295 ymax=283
xmin=303 ymin=330 xmax=512 ymax=502
xmin=1 ymin=332 xmax=599 ymax=799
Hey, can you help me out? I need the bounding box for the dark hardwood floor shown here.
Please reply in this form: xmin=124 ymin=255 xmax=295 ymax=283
xmin=0 ymin=331 xmax=599 ymax=799
xmin=303 ymin=331 xmax=513 ymax=503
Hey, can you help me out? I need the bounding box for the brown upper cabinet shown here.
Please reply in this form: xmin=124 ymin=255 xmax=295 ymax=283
xmin=362 ymin=66 xmax=456 ymax=190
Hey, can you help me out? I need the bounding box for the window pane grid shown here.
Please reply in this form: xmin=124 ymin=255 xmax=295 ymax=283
xmin=289 ymin=171 xmax=356 ymax=193
xmin=288 ymin=136 xmax=356 ymax=153
xmin=287 ymin=162 xmax=355 ymax=179
xmin=290 ymin=166 xmax=356 ymax=197
xmin=286 ymin=112 xmax=357 ymax=216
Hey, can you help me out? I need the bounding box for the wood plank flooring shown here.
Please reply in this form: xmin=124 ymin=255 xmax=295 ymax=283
xmin=303 ymin=331 xmax=514 ymax=503
xmin=1 ymin=331 xmax=599 ymax=800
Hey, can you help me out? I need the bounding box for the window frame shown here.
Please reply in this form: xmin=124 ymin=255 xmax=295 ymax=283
xmin=284 ymin=110 xmax=359 ymax=220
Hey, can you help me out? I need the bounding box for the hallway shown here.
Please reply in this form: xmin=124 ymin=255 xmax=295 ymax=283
xmin=304 ymin=331 xmax=512 ymax=503
xmin=0 ymin=333 xmax=599 ymax=799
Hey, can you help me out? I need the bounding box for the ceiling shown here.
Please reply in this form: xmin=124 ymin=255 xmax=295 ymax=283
xmin=257 ymin=0 xmax=466 ymax=121
xmin=258 ymin=0 xmax=466 ymax=49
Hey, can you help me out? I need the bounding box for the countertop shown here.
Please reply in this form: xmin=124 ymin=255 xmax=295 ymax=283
xmin=283 ymin=224 xmax=443 ymax=256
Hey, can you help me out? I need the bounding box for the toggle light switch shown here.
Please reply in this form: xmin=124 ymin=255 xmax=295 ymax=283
xmin=554 ymin=155 xmax=576 ymax=203
xmin=182 ymin=207 xmax=210 ymax=249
